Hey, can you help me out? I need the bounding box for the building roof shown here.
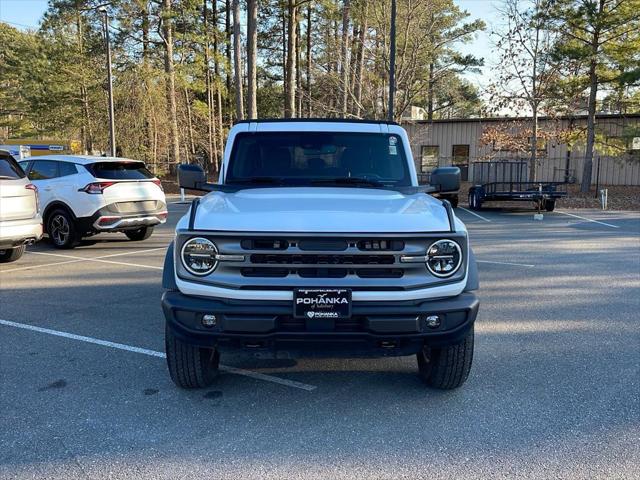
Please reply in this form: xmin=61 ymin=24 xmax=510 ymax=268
xmin=404 ymin=113 xmax=640 ymax=125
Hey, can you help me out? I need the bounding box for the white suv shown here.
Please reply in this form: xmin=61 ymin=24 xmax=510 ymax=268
xmin=0 ymin=151 xmax=42 ymax=262
xmin=19 ymin=155 xmax=167 ymax=249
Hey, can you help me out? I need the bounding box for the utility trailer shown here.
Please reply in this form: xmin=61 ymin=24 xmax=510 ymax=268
xmin=467 ymin=161 xmax=567 ymax=211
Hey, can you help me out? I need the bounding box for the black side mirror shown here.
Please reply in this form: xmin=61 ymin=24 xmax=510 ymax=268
xmin=430 ymin=167 xmax=460 ymax=193
xmin=178 ymin=164 xmax=207 ymax=191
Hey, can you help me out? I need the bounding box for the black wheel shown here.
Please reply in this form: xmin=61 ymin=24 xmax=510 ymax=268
xmin=468 ymin=190 xmax=482 ymax=211
xmin=0 ymin=245 xmax=26 ymax=263
xmin=449 ymin=195 xmax=459 ymax=208
xmin=545 ymin=200 xmax=556 ymax=212
xmin=47 ymin=209 xmax=79 ymax=249
xmin=125 ymin=226 xmax=154 ymax=241
xmin=417 ymin=327 xmax=474 ymax=390
xmin=165 ymin=323 xmax=220 ymax=389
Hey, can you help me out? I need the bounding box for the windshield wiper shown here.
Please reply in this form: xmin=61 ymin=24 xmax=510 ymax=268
xmin=311 ymin=177 xmax=386 ymax=187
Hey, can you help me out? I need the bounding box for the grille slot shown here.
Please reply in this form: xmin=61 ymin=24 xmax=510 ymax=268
xmin=240 ymin=238 xmax=288 ymax=250
xmin=298 ymin=239 xmax=348 ymax=251
xmin=249 ymin=254 xmax=395 ymax=265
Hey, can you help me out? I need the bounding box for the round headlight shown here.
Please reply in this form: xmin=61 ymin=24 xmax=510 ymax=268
xmin=426 ymin=239 xmax=462 ymax=277
xmin=181 ymin=237 xmax=218 ymax=276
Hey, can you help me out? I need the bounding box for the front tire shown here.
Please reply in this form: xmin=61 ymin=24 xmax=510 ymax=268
xmin=0 ymin=245 xmax=26 ymax=263
xmin=544 ymin=200 xmax=556 ymax=212
xmin=47 ymin=209 xmax=79 ymax=249
xmin=125 ymin=226 xmax=154 ymax=241
xmin=417 ymin=327 xmax=474 ymax=389
xmin=165 ymin=324 xmax=220 ymax=389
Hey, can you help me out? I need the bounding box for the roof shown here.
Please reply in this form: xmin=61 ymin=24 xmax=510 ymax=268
xmin=21 ymin=155 xmax=144 ymax=165
xmin=405 ymin=113 xmax=640 ymax=125
xmin=235 ymin=118 xmax=400 ymax=126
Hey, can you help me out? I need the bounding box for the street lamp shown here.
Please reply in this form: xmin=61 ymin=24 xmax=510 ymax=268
xmin=98 ymin=5 xmax=116 ymax=156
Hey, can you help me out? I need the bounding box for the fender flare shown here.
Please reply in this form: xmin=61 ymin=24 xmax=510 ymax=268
xmin=162 ymin=242 xmax=178 ymax=290
xmin=464 ymin=248 xmax=479 ymax=292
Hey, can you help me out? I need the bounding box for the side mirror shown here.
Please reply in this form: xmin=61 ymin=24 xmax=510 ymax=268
xmin=430 ymin=167 xmax=460 ymax=193
xmin=178 ymin=163 xmax=207 ymax=191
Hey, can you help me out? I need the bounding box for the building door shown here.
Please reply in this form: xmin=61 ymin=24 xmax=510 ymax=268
xmin=452 ymin=145 xmax=470 ymax=181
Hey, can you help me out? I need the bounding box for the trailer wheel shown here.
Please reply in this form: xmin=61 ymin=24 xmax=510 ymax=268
xmin=468 ymin=190 xmax=482 ymax=210
xmin=545 ymin=200 xmax=556 ymax=212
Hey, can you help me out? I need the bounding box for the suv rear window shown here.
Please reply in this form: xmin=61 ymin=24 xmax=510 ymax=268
xmin=0 ymin=153 xmax=26 ymax=179
xmin=88 ymin=161 xmax=153 ymax=180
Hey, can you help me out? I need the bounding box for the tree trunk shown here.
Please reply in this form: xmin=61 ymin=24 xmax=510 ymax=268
xmin=213 ymin=0 xmax=224 ymax=169
xmin=530 ymin=105 xmax=538 ymax=182
xmin=141 ymin=0 xmax=153 ymax=165
xmin=284 ymin=0 xmax=297 ymax=118
xmin=296 ymin=19 xmax=302 ymax=116
xmin=225 ymin=0 xmax=233 ymax=122
xmin=203 ymin=0 xmax=215 ymax=171
xmin=232 ymin=0 xmax=244 ymax=120
xmin=183 ymin=87 xmax=196 ymax=162
xmin=354 ymin=10 xmax=366 ymax=118
xmin=427 ymin=61 xmax=434 ymax=121
xmin=306 ymin=3 xmax=312 ymax=117
xmin=162 ymin=0 xmax=180 ymax=164
xmin=76 ymin=12 xmax=92 ymax=154
xmin=581 ymin=0 xmax=604 ymax=193
xmin=340 ymin=0 xmax=351 ymax=117
xmin=246 ymin=0 xmax=258 ymax=119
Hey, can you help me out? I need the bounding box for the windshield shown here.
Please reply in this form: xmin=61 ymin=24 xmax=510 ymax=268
xmin=226 ymin=132 xmax=411 ymax=187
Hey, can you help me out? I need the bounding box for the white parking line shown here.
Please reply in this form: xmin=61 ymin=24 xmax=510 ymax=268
xmin=555 ymin=211 xmax=620 ymax=229
xmin=477 ymin=260 xmax=535 ymax=267
xmin=0 ymin=319 xmax=317 ymax=392
xmin=458 ymin=207 xmax=491 ymax=222
xmin=25 ymin=249 xmax=164 ymax=271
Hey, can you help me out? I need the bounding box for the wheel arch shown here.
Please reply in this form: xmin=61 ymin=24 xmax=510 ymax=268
xmin=42 ymin=201 xmax=77 ymax=233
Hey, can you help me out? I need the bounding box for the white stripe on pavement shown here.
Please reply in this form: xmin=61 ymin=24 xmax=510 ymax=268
xmin=26 ymin=249 xmax=164 ymax=270
xmin=0 ymin=319 xmax=317 ymax=392
xmin=477 ymin=260 xmax=535 ymax=268
xmin=458 ymin=207 xmax=491 ymax=222
xmin=555 ymin=211 xmax=620 ymax=229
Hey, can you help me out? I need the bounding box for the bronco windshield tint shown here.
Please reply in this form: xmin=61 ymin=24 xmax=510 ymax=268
xmin=226 ymin=132 xmax=411 ymax=187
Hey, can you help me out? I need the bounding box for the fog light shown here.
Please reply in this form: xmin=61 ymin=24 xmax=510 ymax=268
xmin=202 ymin=314 xmax=218 ymax=328
xmin=425 ymin=315 xmax=441 ymax=329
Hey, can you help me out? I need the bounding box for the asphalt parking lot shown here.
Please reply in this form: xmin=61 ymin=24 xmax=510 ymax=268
xmin=1 ymin=197 xmax=639 ymax=479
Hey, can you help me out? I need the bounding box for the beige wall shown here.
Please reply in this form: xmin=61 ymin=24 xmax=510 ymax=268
xmin=403 ymin=115 xmax=640 ymax=186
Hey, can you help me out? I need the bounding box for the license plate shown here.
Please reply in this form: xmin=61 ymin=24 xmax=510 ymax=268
xmin=294 ymin=288 xmax=352 ymax=319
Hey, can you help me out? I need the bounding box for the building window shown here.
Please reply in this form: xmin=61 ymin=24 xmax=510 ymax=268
xmin=420 ymin=145 xmax=439 ymax=171
xmin=452 ymin=145 xmax=470 ymax=163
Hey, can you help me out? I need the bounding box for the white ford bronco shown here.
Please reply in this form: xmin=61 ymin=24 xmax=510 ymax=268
xmin=162 ymin=120 xmax=479 ymax=389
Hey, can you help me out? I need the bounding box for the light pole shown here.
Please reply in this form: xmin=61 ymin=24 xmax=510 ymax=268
xmin=388 ymin=0 xmax=397 ymax=122
xmin=99 ymin=5 xmax=116 ymax=156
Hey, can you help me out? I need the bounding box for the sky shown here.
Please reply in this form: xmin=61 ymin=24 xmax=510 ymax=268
xmin=0 ymin=0 xmax=499 ymax=88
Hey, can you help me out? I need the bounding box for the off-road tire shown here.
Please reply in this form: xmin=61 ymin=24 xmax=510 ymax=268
xmin=417 ymin=327 xmax=474 ymax=389
xmin=0 ymin=245 xmax=26 ymax=263
xmin=449 ymin=195 xmax=459 ymax=208
xmin=46 ymin=209 xmax=80 ymax=249
xmin=545 ymin=200 xmax=556 ymax=212
xmin=125 ymin=226 xmax=154 ymax=241
xmin=468 ymin=190 xmax=482 ymax=211
xmin=165 ymin=324 xmax=220 ymax=389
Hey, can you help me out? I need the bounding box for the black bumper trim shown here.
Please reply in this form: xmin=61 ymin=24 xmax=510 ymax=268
xmin=162 ymin=290 xmax=479 ymax=357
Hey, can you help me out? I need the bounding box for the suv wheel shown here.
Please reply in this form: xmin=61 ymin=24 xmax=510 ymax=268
xmin=417 ymin=327 xmax=474 ymax=389
xmin=0 ymin=245 xmax=26 ymax=263
xmin=544 ymin=200 xmax=556 ymax=212
xmin=165 ymin=324 xmax=220 ymax=388
xmin=47 ymin=209 xmax=79 ymax=249
xmin=125 ymin=226 xmax=154 ymax=241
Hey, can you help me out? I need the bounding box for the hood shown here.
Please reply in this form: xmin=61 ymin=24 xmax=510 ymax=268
xmin=189 ymin=187 xmax=452 ymax=233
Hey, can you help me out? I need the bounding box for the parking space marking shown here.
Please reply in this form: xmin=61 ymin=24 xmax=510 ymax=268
xmin=26 ymin=249 xmax=164 ymax=271
xmin=0 ymin=319 xmax=317 ymax=392
xmin=555 ymin=210 xmax=620 ymax=228
xmin=1 ymin=258 xmax=88 ymax=274
xmin=477 ymin=260 xmax=535 ymax=267
xmin=458 ymin=207 xmax=491 ymax=222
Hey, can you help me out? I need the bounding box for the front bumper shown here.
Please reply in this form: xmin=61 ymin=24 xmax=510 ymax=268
xmin=162 ymin=290 xmax=479 ymax=357
xmin=0 ymin=217 xmax=43 ymax=249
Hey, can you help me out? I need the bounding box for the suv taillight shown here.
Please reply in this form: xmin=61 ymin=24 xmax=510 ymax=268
xmin=25 ymin=183 xmax=39 ymax=211
xmin=81 ymin=182 xmax=115 ymax=194
xmin=152 ymin=178 xmax=163 ymax=191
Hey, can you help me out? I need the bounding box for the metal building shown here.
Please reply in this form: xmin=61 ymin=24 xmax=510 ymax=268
xmin=403 ymin=113 xmax=640 ymax=186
